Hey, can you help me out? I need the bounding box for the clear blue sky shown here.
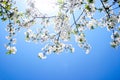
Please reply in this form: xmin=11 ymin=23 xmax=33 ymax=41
xmin=0 ymin=20 xmax=120 ymax=80
xmin=0 ymin=1 xmax=120 ymax=80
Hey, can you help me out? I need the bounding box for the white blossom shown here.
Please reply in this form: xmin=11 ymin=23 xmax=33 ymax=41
xmin=38 ymin=53 xmax=47 ymax=59
xmin=75 ymin=33 xmax=86 ymax=43
xmin=87 ymin=19 xmax=98 ymax=29
xmin=110 ymin=41 xmax=119 ymax=48
xmin=6 ymin=46 xmax=17 ymax=54
xmin=118 ymin=15 xmax=120 ymax=23
xmin=1 ymin=0 xmax=120 ymax=59
xmin=11 ymin=38 xmax=17 ymax=44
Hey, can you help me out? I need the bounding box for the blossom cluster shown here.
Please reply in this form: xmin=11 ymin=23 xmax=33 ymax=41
xmin=0 ymin=0 xmax=120 ymax=59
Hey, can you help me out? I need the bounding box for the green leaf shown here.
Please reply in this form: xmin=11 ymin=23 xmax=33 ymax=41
xmin=5 ymin=5 xmax=11 ymax=10
xmin=73 ymin=29 xmax=78 ymax=34
xmin=87 ymin=0 xmax=94 ymax=3
xmin=111 ymin=44 xmax=117 ymax=48
xmin=85 ymin=5 xmax=91 ymax=11
xmin=16 ymin=20 xmax=20 ymax=24
xmin=2 ymin=1 xmax=7 ymax=5
xmin=57 ymin=0 xmax=64 ymax=4
xmin=6 ymin=50 xmax=12 ymax=54
xmin=118 ymin=27 xmax=120 ymax=31
xmin=103 ymin=0 xmax=108 ymax=2
xmin=0 ymin=12 xmax=2 ymax=16
xmin=76 ymin=24 xmax=80 ymax=28
xmin=9 ymin=12 xmax=14 ymax=18
xmin=1 ymin=17 xmax=7 ymax=21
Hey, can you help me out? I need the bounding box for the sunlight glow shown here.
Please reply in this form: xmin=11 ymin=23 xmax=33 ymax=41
xmin=34 ymin=0 xmax=59 ymax=16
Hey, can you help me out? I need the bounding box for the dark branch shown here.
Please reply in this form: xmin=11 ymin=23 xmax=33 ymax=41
xmin=100 ymin=0 xmax=111 ymax=18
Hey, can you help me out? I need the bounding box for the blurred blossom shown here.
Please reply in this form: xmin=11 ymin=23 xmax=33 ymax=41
xmin=38 ymin=53 xmax=47 ymax=59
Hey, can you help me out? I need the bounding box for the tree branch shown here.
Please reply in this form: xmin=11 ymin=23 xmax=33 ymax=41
xmin=100 ymin=0 xmax=111 ymax=18
xmin=71 ymin=9 xmax=85 ymax=27
xmin=33 ymin=16 xmax=58 ymax=19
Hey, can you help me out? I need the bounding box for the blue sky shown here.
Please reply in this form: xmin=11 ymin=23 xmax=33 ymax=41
xmin=0 ymin=0 xmax=120 ymax=80
xmin=0 ymin=20 xmax=120 ymax=80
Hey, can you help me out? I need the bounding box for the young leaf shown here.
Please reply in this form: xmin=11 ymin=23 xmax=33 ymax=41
xmin=87 ymin=0 xmax=94 ymax=3
xmin=85 ymin=5 xmax=91 ymax=11
xmin=1 ymin=17 xmax=7 ymax=21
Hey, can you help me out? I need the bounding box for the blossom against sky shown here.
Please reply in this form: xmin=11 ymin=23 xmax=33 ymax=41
xmin=0 ymin=0 xmax=120 ymax=80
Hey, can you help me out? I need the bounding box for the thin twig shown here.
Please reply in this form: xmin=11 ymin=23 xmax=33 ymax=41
xmin=109 ymin=6 xmax=120 ymax=11
xmin=33 ymin=16 xmax=58 ymax=19
xmin=100 ymin=0 xmax=110 ymax=18
xmin=71 ymin=9 xmax=85 ymax=27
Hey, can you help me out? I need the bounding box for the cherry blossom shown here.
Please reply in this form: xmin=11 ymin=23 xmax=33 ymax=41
xmin=0 ymin=0 xmax=120 ymax=59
